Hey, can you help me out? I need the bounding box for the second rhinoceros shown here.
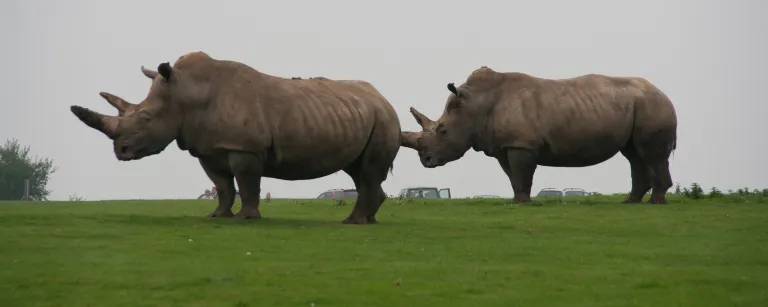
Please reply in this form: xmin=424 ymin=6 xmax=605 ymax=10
xmin=401 ymin=66 xmax=678 ymax=204
xmin=71 ymin=51 xmax=401 ymax=224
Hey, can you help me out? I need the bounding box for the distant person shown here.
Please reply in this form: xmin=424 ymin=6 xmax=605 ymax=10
xmin=265 ymin=192 xmax=272 ymax=202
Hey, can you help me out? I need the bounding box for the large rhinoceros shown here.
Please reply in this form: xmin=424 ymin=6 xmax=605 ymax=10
xmin=71 ymin=51 xmax=401 ymax=223
xmin=401 ymin=66 xmax=678 ymax=204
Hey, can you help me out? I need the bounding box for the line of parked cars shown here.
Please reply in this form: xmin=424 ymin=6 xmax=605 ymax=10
xmin=535 ymin=188 xmax=592 ymax=197
xmin=313 ymin=187 xmax=595 ymax=200
xmin=197 ymin=186 xmax=594 ymax=201
xmin=316 ymin=186 xmax=453 ymax=200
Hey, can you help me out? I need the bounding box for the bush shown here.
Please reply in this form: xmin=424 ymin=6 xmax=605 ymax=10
xmin=0 ymin=139 xmax=57 ymax=201
xmin=673 ymin=183 xmax=766 ymax=204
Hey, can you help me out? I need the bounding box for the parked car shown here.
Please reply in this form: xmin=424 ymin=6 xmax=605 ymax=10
xmin=317 ymin=188 xmax=358 ymax=200
xmin=535 ymin=188 xmax=564 ymax=197
xmin=563 ymin=188 xmax=589 ymax=197
xmin=535 ymin=187 xmax=590 ymax=198
xmin=473 ymin=194 xmax=501 ymax=199
xmin=397 ymin=187 xmax=451 ymax=199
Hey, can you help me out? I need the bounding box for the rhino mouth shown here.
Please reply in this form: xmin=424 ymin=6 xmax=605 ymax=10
xmin=116 ymin=143 xmax=168 ymax=161
xmin=421 ymin=153 xmax=445 ymax=168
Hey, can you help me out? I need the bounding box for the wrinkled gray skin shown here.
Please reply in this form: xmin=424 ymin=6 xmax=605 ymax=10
xmin=71 ymin=51 xmax=401 ymax=223
xmin=401 ymin=66 xmax=677 ymax=204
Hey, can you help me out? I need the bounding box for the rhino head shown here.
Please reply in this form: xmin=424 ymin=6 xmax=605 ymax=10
xmin=401 ymin=83 xmax=477 ymax=168
xmin=71 ymin=61 xmax=199 ymax=161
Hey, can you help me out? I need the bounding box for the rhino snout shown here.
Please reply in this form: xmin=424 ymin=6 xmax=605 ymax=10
xmin=421 ymin=154 xmax=438 ymax=168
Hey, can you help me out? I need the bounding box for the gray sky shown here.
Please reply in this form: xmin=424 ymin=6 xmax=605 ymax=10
xmin=2 ymin=0 xmax=766 ymax=200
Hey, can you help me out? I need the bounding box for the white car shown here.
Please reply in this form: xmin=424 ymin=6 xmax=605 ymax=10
xmin=535 ymin=188 xmax=590 ymax=198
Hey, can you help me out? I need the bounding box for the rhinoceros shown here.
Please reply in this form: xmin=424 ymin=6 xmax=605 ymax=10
xmin=71 ymin=51 xmax=401 ymax=223
xmin=401 ymin=66 xmax=678 ymax=204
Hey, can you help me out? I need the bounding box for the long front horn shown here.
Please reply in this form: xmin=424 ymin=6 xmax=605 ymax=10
xmin=99 ymin=92 xmax=135 ymax=116
xmin=409 ymin=107 xmax=434 ymax=131
xmin=401 ymin=131 xmax=421 ymax=150
xmin=141 ymin=66 xmax=158 ymax=79
xmin=70 ymin=106 xmax=120 ymax=139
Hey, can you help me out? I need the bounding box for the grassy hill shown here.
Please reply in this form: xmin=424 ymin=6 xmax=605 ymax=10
xmin=1 ymin=194 xmax=766 ymax=306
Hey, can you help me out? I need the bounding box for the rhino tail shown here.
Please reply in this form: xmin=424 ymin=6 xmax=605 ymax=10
xmin=670 ymin=138 xmax=677 ymax=159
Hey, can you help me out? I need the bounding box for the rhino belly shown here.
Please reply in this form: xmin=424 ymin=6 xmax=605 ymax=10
xmin=264 ymin=143 xmax=368 ymax=180
xmin=536 ymin=132 xmax=628 ymax=167
xmin=263 ymin=128 xmax=372 ymax=180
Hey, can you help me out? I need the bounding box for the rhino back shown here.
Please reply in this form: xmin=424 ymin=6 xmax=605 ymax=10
xmin=266 ymin=79 xmax=378 ymax=169
xmin=190 ymin=71 xmax=395 ymax=178
xmin=488 ymin=74 xmax=651 ymax=166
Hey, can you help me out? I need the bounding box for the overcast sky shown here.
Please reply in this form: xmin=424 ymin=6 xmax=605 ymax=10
xmin=1 ymin=0 xmax=766 ymax=200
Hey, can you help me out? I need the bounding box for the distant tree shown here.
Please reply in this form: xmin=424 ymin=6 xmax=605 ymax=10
xmin=689 ymin=183 xmax=703 ymax=199
xmin=0 ymin=139 xmax=57 ymax=200
xmin=708 ymin=186 xmax=723 ymax=198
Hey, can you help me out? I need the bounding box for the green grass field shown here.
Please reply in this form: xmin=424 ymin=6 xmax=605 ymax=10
xmin=1 ymin=195 xmax=766 ymax=307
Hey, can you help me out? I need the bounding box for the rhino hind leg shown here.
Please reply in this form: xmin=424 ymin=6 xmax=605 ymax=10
xmin=341 ymin=126 xmax=399 ymax=225
xmin=622 ymin=130 xmax=675 ymax=204
xmin=199 ymin=157 xmax=236 ymax=217
xmin=620 ymin=147 xmax=652 ymax=204
xmin=367 ymin=186 xmax=387 ymax=223
xmin=646 ymin=160 xmax=672 ymax=204
xmin=342 ymin=165 xmax=387 ymax=225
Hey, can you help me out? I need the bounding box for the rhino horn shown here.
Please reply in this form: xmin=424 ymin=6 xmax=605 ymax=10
xmin=70 ymin=105 xmax=120 ymax=139
xmin=99 ymin=92 xmax=135 ymax=116
xmin=409 ymin=107 xmax=434 ymax=130
xmin=400 ymin=131 xmax=421 ymax=150
xmin=141 ymin=66 xmax=158 ymax=79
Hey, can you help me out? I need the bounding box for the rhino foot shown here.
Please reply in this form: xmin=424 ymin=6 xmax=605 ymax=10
xmin=647 ymin=198 xmax=668 ymax=205
xmin=207 ymin=209 xmax=234 ymax=218
xmin=234 ymin=212 xmax=262 ymax=220
xmin=234 ymin=207 xmax=262 ymax=220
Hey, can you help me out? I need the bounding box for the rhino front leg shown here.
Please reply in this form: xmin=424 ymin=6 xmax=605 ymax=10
xmin=501 ymin=148 xmax=538 ymax=203
xmin=229 ymin=151 xmax=264 ymax=220
xmin=199 ymin=157 xmax=236 ymax=218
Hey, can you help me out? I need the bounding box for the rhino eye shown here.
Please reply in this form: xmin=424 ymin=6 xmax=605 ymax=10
xmin=436 ymin=124 xmax=447 ymax=135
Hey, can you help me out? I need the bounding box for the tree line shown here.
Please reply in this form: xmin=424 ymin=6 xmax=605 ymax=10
xmin=0 ymin=139 xmax=56 ymax=200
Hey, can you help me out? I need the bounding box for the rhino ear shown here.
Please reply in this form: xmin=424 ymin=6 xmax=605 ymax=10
xmin=157 ymin=62 xmax=172 ymax=81
xmin=447 ymin=83 xmax=458 ymax=95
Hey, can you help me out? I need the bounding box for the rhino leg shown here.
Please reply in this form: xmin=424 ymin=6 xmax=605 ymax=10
xmin=500 ymin=148 xmax=538 ymax=203
xmin=342 ymin=182 xmax=378 ymax=225
xmin=199 ymin=157 xmax=236 ymax=218
xmin=647 ymin=160 xmax=672 ymax=204
xmin=624 ymin=130 xmax=675 ymax=204
xmin=229 ymin=152 xmax=264 ymax=220
xmin=341 ymin=167 xmax=382 ymax=225
xmin=620 ymin=147 xmax=652 ymax=204
xmin=341 ymin=129 xmax=398 ymax=225
xmin=366 ymin=186 xmax=387 ymax=224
